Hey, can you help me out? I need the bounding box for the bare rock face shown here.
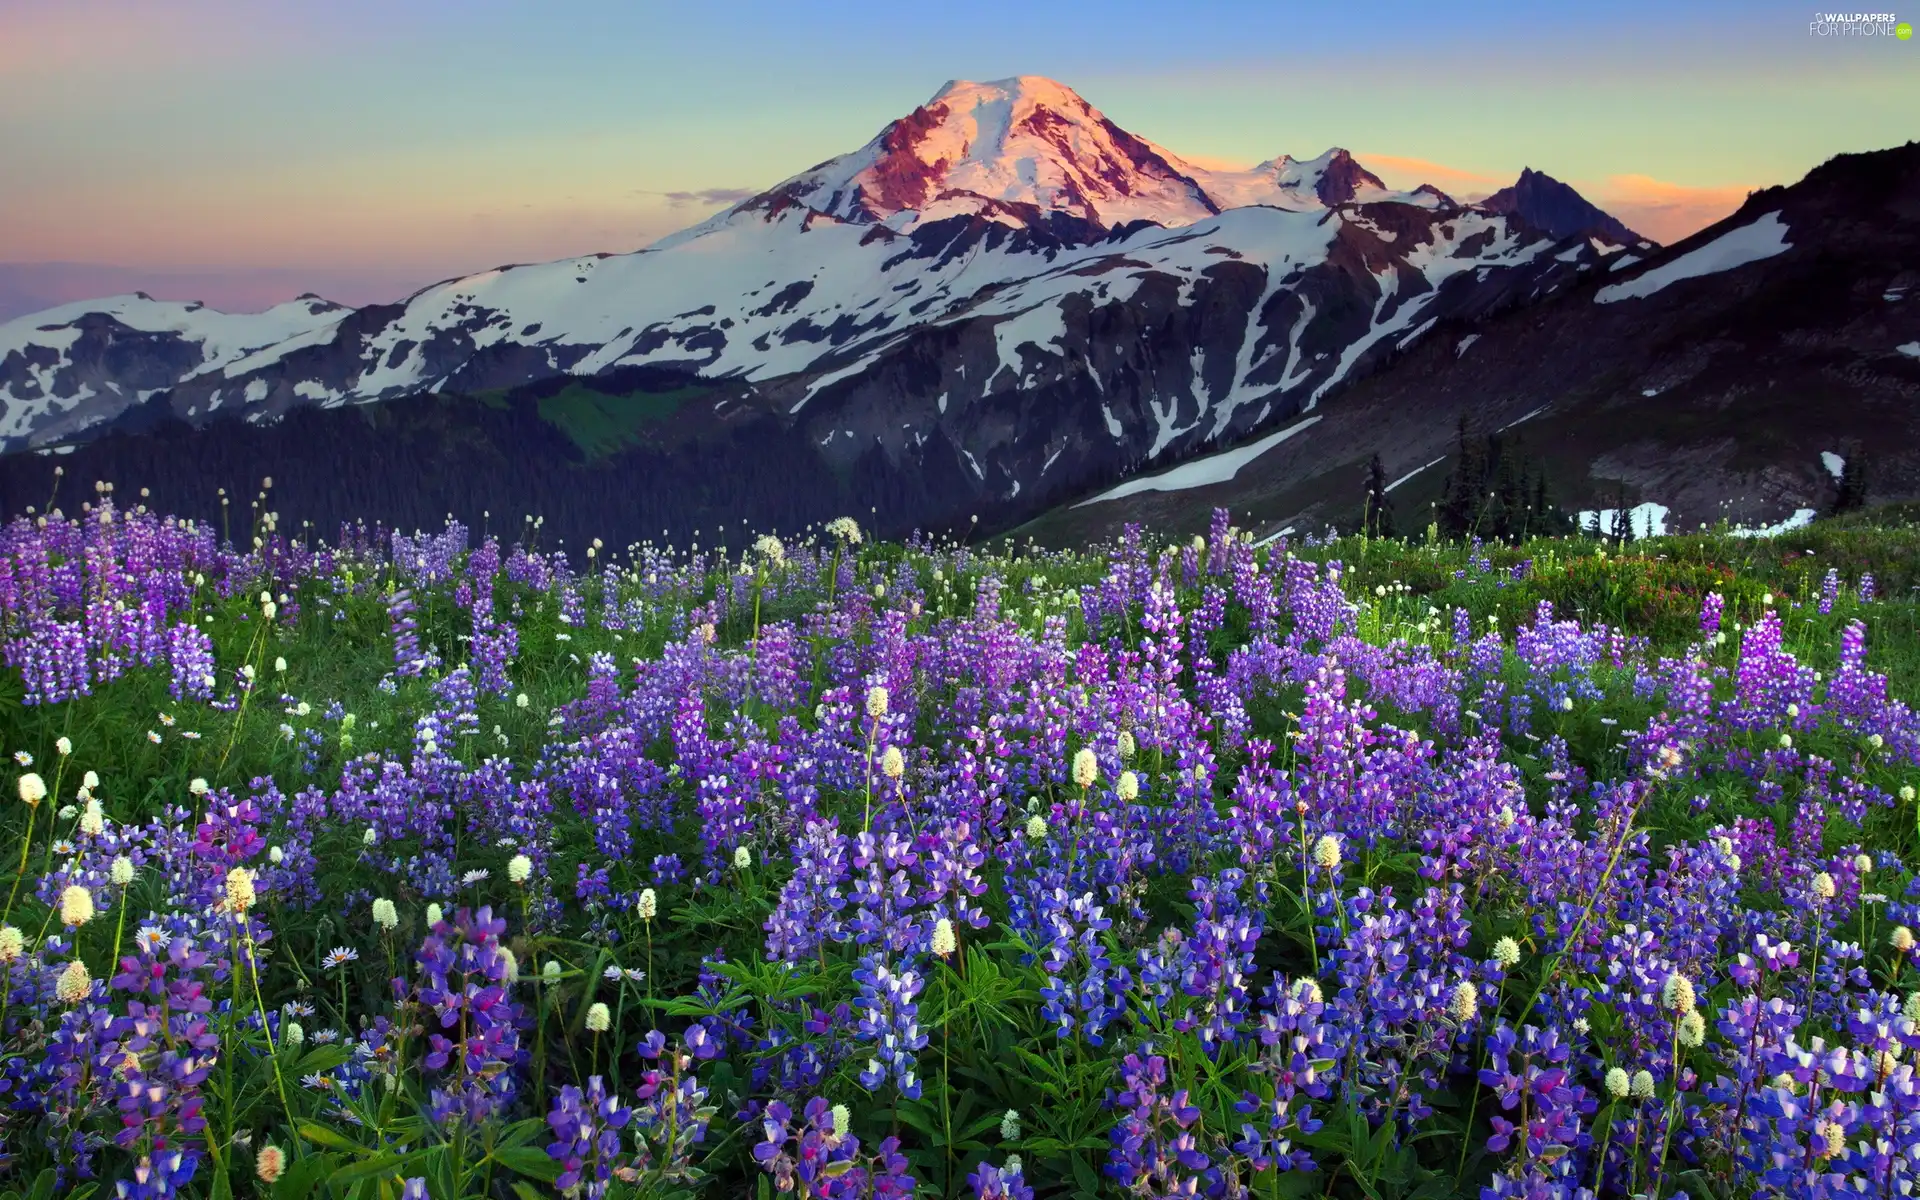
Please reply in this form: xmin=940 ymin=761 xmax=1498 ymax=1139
xmin=1480 ymin=167 xmax=1644 ymax=246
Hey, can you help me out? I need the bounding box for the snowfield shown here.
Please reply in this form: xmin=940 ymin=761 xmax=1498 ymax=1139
xmin=1594 ymin=212 xmax=1792 ymax=304
xmin=1075 ymin=415 xmax=1323 ymax=506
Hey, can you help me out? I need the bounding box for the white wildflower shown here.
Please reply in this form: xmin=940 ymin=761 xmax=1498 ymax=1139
xmin=1662 ymin=972 xmax=1696 ymax=1014
xmin=225 ymin=867 xmax=257 ymax=914
xmin=1312 ymin=834 xmax=1342 ymax=871
xmin=1815 ymin=1119 xmax=1846 ymax=1158
xmin=56 ymin=959 xmax=91 ymax=1005
xmin=1072 ymin=747 xmax=1098 ymax=789
xmin=60 ymin=884 xmax=95 ymax=927
xmin=1677 ymin=1010 xmax=1706 ymax=1047
xmin=1447 ymin=980 xmax=1479 ymax=1022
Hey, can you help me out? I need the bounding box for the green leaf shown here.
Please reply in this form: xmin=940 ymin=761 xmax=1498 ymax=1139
xmin=490 ymin=1146 xmax=564 ymax=1183
xmin=295 ymin=1046 xmax=355 ymax=1074
xmin=495 ymin=1117 xmax=548 ymax=1151
xmin=24 ymin=1169 xmax=55 ymax=1200
xmin=327 ymin=1152 xmax=411 ymax=1187
xmin=275 ymin=1153 xmax=340 ymax=1200
xmin=296 ymin=1121 xmax=372 ymax=1155
xmin=960 ymin=1111 xmax=1007 ymax=1139
xmin=510 ymin=1184 xmax=546 ymax=1200
xmin=891 ymin=1104 xmax=938 ymax=1138
xmin=208 ymin=1168 xmax=233 ymax=1200
xmin=1071 ymin=1154 xmax=1102 ymax=1195
xmin=821 ymin=1159 xmax=855 ymax=1178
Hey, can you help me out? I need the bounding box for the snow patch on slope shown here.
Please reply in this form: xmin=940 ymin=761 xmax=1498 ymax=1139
xmin=1594 ymin=212 xmax=1791 ymax=304
xmin=1727 ymin=509 xmax=1818 ymax=538
xmin=1075 ymin=415 xmax=1323 ymax=507
xmin=1386 ymin=457 xmax=1445 ymax=493
xmin=1578 ymin=503 xmax=1669 ymax=538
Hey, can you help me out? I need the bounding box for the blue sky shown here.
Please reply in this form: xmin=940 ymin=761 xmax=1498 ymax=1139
xmin=1 ymin=0 xmax=1912 ymax=309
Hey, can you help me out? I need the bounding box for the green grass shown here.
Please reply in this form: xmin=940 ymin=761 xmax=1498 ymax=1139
xmin=535 ymin=382 xmax=707 ymax=458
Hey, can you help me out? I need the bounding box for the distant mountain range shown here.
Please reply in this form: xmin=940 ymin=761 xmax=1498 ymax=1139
xmin=1022 ymin=140 xmax=1920 ymax=546
xmin=0 ymin=75 xmax=1790 ymax=548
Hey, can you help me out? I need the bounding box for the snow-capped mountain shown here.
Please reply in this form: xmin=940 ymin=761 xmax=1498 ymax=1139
xmin=658 ymin=77 xmax=1443 ymax=243
xmin=1021 ymin=141 xmax=1920 ymax=547
xmin=0 ymin=75 xmax=1645 ymax=540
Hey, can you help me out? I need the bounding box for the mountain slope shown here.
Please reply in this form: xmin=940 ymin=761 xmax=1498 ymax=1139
xmin=1021 ymin=142 xmax=1920 ymax=545
xmin=0 ymin=76 xmax=1646 ymax=547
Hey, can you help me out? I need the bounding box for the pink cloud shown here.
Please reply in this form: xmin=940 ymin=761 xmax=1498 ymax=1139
xmin=1356 ymin=153 xmax=1509 ymax=196
xmin=1347 ymin=152 xmax=1752 ymax=244
xmin=1584 ymin=174 xmax=1754 ymax=245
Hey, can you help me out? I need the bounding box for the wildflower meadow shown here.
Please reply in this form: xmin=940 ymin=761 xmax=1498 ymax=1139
xmin=4 ymin=488 xmax=1920 ymax=1200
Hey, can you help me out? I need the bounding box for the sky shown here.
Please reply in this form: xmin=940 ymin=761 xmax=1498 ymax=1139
xmin=1 ymin=0 xmax=1914 ymax=315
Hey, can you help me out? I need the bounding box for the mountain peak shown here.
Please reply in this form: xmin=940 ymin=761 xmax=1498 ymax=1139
xmin=758 ymin=75 xmax=1219 ymax=231
xmin=662 ymin=79 xmax=1477 ymax=247
xmin=1480 ymin=168 xmax=1644 ymax=245
xmin=1305 ymin=147 xmax=1388 ymax=205
xmin=925 ymin=75 xmax=1089 ymax=109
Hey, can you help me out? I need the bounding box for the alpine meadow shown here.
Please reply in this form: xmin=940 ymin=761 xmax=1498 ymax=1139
xmin=4 ymin=5 xmax=1920 ymax=1199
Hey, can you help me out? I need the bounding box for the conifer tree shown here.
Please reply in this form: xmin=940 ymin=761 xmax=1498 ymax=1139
xmin=1832 ymin=443 xmax=1868 ymax=515
xmin=1363 ymin=453 xmax=1395 ymax=538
